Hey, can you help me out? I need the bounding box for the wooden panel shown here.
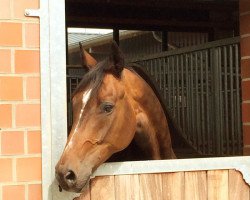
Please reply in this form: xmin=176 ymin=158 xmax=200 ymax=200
xmin=75 ymin=186 xmax=91 ymax=200
xmin=139 ymin=174 xmax=163 ymax=200
xmin=162 ymin=172 xmax=184 ymax=200
xmin=229 ymin=170 xmax=250 ymax=200
xmin=207 ymin=170 xmax=228 ymax=200
xmin=86 ymin=169 xmax=250 ymax=200
xmin=184 ymin=171 xmax=207 ymax=200
xmin=90 ymin=176 xmax=115 ymax=200
xmin=114 ymin=174 xmax=140 ymax=200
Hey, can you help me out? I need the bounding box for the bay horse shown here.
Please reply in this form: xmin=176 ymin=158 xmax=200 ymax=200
xmin=55 ymin=42 xmax=176 ymax=193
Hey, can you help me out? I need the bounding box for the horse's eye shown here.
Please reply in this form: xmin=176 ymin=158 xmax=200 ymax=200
xmin=101 ymin=103 xmax=114 ymax=114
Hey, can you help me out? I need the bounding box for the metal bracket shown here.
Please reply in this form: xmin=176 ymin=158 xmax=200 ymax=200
xmin=24 ymin=9 xmax=41 ymax=17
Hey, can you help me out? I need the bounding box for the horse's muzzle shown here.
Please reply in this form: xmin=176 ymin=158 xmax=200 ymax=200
xmin=55 ymin=168 xmax=77 ymax=191
xmin=55 ymin=164 xmax=91 ymax=193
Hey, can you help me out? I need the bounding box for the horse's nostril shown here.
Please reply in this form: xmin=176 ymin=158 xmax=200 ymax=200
xmin=65 ymin=170 xmax=76 ymax=182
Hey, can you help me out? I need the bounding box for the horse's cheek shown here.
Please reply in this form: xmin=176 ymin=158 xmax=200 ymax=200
xmin=119 ymin=101 xmax=136 ymax=147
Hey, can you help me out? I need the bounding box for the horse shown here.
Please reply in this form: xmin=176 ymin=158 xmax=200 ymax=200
xmin=55 ymin=42 xmax=176 ymax=193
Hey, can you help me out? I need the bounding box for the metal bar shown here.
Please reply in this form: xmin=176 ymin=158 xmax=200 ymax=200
xmin=162 ymin=31 xmax=168 ymax=51
xmin=129 ymin=37 xmax=240 ymax=63
xmin=154 ymin=59 xmax=158 ymax=82
xmin=205 ymin=50 xmax=210 ymax=154
xmin=180 ymin=54 xmax=185 ymax=132
xmin=176 ymin=55 xmax=180 ymax=125
xmin=150 ymin=59 xmax=154 ymax=76
xmin=223 ymin=46 xmax=229 ymax=155
xmin=190 ymin=53 xmax=194 ymax=144
xmin=34 ymin=2 xmax=52 ymax=199
xmin=163 ymin=58 xmax=167 ymax=99
xmin=65 ymin=27 xmax=69 ymax=65
xmin=146 ymin=61 xmax=149 ymax=73
xmin=218 ymin=47 xmax=223 ymax=155
xmin=186 ymin=54 xmax=191 ymax=141
xmin=212 ymin=47 xmax=222 ymax=155
xmin=167 ymin=57 xmax=171 ymax=109
xmin=113 ymin=28 xmax=119 ymax=46
xmin=235 ymin=44 xmax=241 ymax=155
xmin=152 ymin=59 xmax=156 ymax=80
xmin=159 ymin=58 xmax=162 ymax=90
xmin=200 ymin=51 xmax=205 ymax=154
xmin=172 ymin=56 xmax=176 ymax=118
xmin=229 ymin=45 xmax=235 ymax=154
xmin=195 ymin=52 xmax=200 ymax=150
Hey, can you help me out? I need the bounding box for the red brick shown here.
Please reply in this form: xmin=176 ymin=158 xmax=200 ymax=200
xmin=0 ymin=49 xmax=11 ymax=73
xmin=2 ymin=185 xmax=25 ymax=200
xmin=243 ymin=125 xmax=250 ymax=145
xmin=26 ymin=77 xmax=40 ymax=100
xmin=16 ymin=157 xmax=42 ymax=181
xmin=0 ymin=104 xmax=12 ymax=128
xmin=28 ymin=184 xmax=42 ymax=200
xmin=242 ymin=103 xmax=250 ymax=123
xmin=240 ymin=0 xmax=250 ymax=14
xmin=242 ymin=81 xmax=250 ymax=101
xmin=0 ymin=0 xmax=11 ymax=19
xmin=27 ymin=130 xmax=41 ymax=154
xmin=15 ymin=50 xmax=40 ymax=73
xmin=25 ymin=23 xmax=40 ymax=48
xmin=1 ymin=131 xmax=24 ymax=155
xmin=243 ymin=146 xmax=250 ymax=155
xmin=241 ymin=59 xmax=250 ymax=79
xmin=0 ymin=76 xmax=23 ymax=100
xmin=0 ymin=158 xmax=12 ymax=182
xmin=240 ymin=14 xmax=250 ymax=35
xmin=16 ymin=104 xmax=41 ymax=127
xmin=0 ymin=22 xmax=22 ymax=46
xmin=241 ymin=36 xmax=250 ymax=57
xmin=13 ymin=0 xmax=39 ymax=19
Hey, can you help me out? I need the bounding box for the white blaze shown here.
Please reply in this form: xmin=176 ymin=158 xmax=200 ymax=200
xmin=65 ymin=88 xmax=92 ymax=151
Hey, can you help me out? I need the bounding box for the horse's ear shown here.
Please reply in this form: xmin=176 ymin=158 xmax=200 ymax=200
xmin=79 ymin=42 xmax=97 ymax=69
xmin=109 ymin=41 xmax=124 ymax=77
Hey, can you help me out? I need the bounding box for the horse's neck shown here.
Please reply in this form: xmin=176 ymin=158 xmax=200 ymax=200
xmin=124 ymin=69 xmax=175 ymax=159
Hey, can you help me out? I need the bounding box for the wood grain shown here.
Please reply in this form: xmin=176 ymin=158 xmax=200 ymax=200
xmin=207 ymin=170 xmax=228 ymax=200
xmin=114 ymin=174 xmax=140 ymax=200
xmin=162 ymin=172 xmax=184 ymax=200
xmin=139 ymin=173 xmax=163 ymax=200
xmin=184 ymin=171 xmax=207 ymax=200
xmin=74 ymin=186 xmax=91 ymax=200
xmin=229 ymin=169 xmax=250 ymax=200
xmin=90 ymin=176 xmax=115 ymax=200
xmin=87 ymin=169 xmax=250 ymax=200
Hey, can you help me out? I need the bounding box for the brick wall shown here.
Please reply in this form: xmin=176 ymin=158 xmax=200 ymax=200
xmin=240 ymin=0 xmax=250 ymax=155
xmin=0 ymin=0 xmax=42 ymax=200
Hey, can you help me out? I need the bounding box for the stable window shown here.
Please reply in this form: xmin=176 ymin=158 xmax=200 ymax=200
xmin=66 ymin=29 xmax=242 ymax=158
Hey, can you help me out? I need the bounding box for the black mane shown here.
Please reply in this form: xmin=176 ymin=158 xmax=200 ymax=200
xmin=72 ymin=59 xmax=109 ymax=98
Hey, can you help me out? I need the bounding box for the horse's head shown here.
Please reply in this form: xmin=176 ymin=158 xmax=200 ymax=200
xmin=55 ymin=42 xmax=137 ymax=192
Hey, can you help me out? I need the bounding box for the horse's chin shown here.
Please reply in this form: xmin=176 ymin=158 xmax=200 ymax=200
xmin=76 ymin=177 xmax=91 ymax=193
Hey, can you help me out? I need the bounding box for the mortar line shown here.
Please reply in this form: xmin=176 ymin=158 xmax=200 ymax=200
xmin=25 ymin=183 xmax=28 ymax=200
